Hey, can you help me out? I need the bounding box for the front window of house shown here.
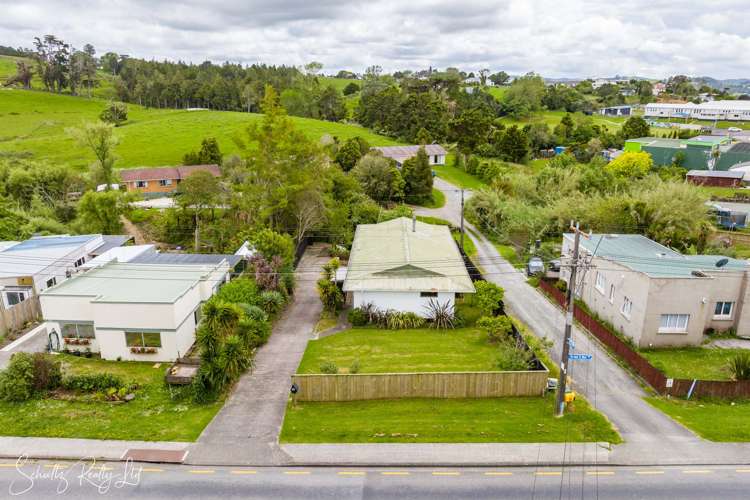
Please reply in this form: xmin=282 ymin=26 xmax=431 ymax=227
xmin=420 ymin=291 xmax=438 ymax=298
xmin=61 ymin=323 xmax=95 ymax=338
xmin=46 ymin=277 xmax=57 ymax=288
xmin=136 ymin=180 xmax=148 ymax=188
xmin=659 ymin=314 xmax=689 ymax=334
xmin=4 ymin=289 xmax=28 ymax=307
xmin=159 ymin=179 xmax=173 ymax=186
xmin=125 ymin=331 xmax=162 ymax=348
xmin=714 ymin=302 xmax=734 ymax=320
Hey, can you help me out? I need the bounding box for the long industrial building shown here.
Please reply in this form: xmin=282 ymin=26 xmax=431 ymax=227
xmin=644 ymin=101 xmax=750 ymax=121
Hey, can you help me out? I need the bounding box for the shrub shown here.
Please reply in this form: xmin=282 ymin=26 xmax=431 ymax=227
xmin=477 ymin=316 xmax=513 ymax=344
xmin=259 ymin=290 xmax=285 ymax=315
xmin=729 ymin=352 xmax=750 ymax=381
xmin=474 ymin=281 xmax=505 ymax=316
xmin=425 ymin=299 xmax=456 ymax=329
xmin=216 ymin=278 xmax=261 ymax=306
xmin=385 ymin=311 xmax=425 ymax=330
xmin=496 ymin=342 xmax=534 ymax=371
xmin=237 ymin=317 xmax=271 ymax=349
xmin=349 ymin=359 xmax=361 ymax=374
xmin=62 ymin=373 xmax=124 ymax=392
xmin=31 ymin=353 xmax=62 ymax=391
xmin=238 ymin=304 xmax=268 ymax=322
xmin=320 ymin=361 xmax=338 ymax=374
xmin=0 ymin=353 xmax=35 ymax=401
xmin=317 ymin=279 xmax=344 ymax=313
xmin=554 ymin=279 xmax=568 ymax=293
xmin=347 ymin=307 xmax=368 ymax=327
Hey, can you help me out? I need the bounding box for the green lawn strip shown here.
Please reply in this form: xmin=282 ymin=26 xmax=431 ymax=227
xmin=697 ymin=185 xmax=746 ymax=200
xmin=645 ymin=397 xmax=750 ymax=441
xmin=639 ymin=347 xmax=745 ymax=380
xmin=314 ymin=311 xmax=339 ymax=333
xmin=493 ymin=242 xmax=525 ymax=268
xmin=0 ymin=89 xmax=397 ymax=169
xmin=432 ymin=159 xmax=487 ymax=190
xmin=297 ymin=327 xmax=500 ymax=374
xmin=0 ymin=355 xmax=222 ymax=441
xmin=425 ymin=188 xmax=446 ymax=208
xmin=280 ymin=396 xmax=620 ymax=443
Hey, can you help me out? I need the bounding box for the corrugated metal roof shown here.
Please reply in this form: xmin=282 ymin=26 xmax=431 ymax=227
xmin=119 ymin=164 xmax=220 ymax=182
xmin=687 ymin=170 xmax=744 ymax=179
xmin=343 ymin=217 xmax=475 ymax=293
xmin=568 ymin=233 xmax=746 ymax=278
xmin=130 ymin=252 xmax=243 ymax=267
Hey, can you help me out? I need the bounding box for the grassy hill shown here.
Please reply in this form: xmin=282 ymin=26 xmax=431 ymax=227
xmin=0 ymin=89 xmax=397 ymax=170
xmin=499 ymin=109 xmax=627 ymax=131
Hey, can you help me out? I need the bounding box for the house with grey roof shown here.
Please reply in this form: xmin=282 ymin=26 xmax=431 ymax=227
xmin=560 ymin=233 xmax=748 ymax=347
xmin=40 ymin=260 xmax=232 ymax=361
xmin=370 ymin=145 xmax=447 ymax=167
xmin=343 ymin=217 xmax=475 ymax=317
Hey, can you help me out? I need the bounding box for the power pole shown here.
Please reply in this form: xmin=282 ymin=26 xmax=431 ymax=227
xmin=194 ymin=213 xmax=200 ymax=252
xmin=460 ymin=189 xmax=465 ymax=252
xmin=555 ymin=221 xmax=585 ymax=417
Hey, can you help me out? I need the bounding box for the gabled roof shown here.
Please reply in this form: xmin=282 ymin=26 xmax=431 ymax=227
xmin=687 ymin=170 xmax=744 ymax=179
xmin=130 ymin=252 xmax=243 ymax=267
xmin=119 ymin=164 xmax=220 ymax=182
xmin=0 ymin=235 xmax=105 ymax=278
xmin=343 ymin=217 xmax=475 ymax=293
xmin=371 ymin=145 xmax=448 ymax=161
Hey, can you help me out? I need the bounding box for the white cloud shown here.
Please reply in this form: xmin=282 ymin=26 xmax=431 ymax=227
xmin=0 ymin=0 xmax=748 ymax=78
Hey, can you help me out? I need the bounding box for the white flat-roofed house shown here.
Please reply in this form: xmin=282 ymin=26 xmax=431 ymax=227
xmin=371 ymin=145 xmax=448 ymax=167
xmin=644 ymin=101 xmax=750 ymax=121
xmin=343 ymin=217 xmax=475 ymax=317
xmin=40 ymin=261 xmax=231 ymax=361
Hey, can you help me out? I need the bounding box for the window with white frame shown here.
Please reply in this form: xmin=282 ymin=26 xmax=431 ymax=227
xmin=125 ymin=331 xmax=162 ymax=348
xmin=136 ymin=180 xmax=148 ymax=188
xmin=46 ymin=277 xmax=56 ymax=288
xmin=714 ymin=301 xmax=734 ymax=320
xmin=4 ymin=290 xmax=27 ymax=307
xmin=595 ymin=272 xmax=606 ymax=294
xmin=659 ymin=314 xmax=689 ymax=334
xmin=609 ymin=284 xmax=615 ymax=303
xmin=621 ymin=296 xmax=632 ymax=318
xmin=61 ymin=323 xmax=95 ymax=339
xmin=159 ymin=179 xmax=173 ymax=186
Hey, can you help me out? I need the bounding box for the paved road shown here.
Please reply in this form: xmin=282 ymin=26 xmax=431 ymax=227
xmin=187 ymin=245 xmax=330 ymax=466
xmin=2 ymin=461 xmax=750 ymax=499
xmin=416 ymin=178 xmax=750 ymax=464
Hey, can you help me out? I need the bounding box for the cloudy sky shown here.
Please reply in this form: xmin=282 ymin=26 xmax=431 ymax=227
xmin=2 ymin=0 xmax=749 ymax=79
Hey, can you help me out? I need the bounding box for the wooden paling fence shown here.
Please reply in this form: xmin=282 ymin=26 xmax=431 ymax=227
xmin=539 ymin=279 xmax=750 ymax=399
xmin=0 ymin=296 xmax=41 ymax=336
xmin=291 ymin=370 xmax=549 ymax=402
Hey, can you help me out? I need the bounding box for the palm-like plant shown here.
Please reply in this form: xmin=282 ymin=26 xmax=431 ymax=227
xmin=729 ymin=352 xmax=750 ymax=381
xmin=220 ymin=335 xmax=251 ymax=385
xmin=425 ymin=299 xmax=456 ymax=329
xmin=202 ymin=300 xmax=242 ymax=338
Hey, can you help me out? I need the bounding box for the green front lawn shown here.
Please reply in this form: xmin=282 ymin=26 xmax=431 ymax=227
xmin=432 ymin=161 xmax=487 ymax=190
xmin=297 ymin=327 xmax=500 ymax=374
xmin=280 ymin=396 xmax=621 ymax=443
xmin=0 ymin=355 xmax=222 ymax=441
xmin=645 ymin=397 xmax=750 ymax=441
xmin=640 ymin=347 xmax=747 ymax=381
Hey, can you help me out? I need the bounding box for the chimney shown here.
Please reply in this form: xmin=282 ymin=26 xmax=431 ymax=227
xmin=412 ymin=214 xmax=416 ymax=232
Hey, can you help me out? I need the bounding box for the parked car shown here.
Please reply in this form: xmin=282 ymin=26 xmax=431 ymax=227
xmin=526 ymin=256 xmax=545 ymax=276
xmin=728 ymin=127 xmax=743 ymax=133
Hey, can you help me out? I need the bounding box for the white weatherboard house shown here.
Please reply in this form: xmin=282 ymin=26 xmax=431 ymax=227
xmin=40 ymin=261 xmax=231 ymax=361
xmin=343 ymin=217 xmax=475 ymax=316
xmin=371 ymin=145 xmax=448 ymax=167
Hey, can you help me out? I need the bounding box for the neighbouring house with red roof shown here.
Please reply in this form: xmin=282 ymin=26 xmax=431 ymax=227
xmin=119 ymin=164 xmax=221 ymax=194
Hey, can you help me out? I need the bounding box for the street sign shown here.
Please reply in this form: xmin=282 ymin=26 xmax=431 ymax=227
xmin=568 ymin=354 xmax=592 ymax=361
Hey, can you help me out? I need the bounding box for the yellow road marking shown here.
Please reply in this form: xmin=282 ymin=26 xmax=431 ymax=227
xmin=89 ymin=465 xmax=114 ymax=471
xmin=484 ymin=472 xmax=513 ymax=476
xmin=586 ymin=471 xmax=615 ymax=476
xmin=683 ymin=470 xmax=712 ymax=474
xmin=189 ymin=469 xmax=215 ymax=474
xmin=338 ymin=471 xmax=365 ymax=476
xmin=736 ymin=469 xmax=750 ymax=473
xmin=636 ymin=470 xmax=664 ymax=475
xmin=231 ymin=470 xmax=257 ymax=475
xmin=432 ymin=471 xmax=460 ymax=476
xmin=284 ymin=471 xmax=311 ymax=475
xmin=381 ymin=471 xmax=410 ymax=476
xmin=141 ymin=468 xmax=164 ymax=473
xmin=0 ymin=464 xmax=19 ymax=468
xmin=535 ymin=471 xmax=562 ymax=476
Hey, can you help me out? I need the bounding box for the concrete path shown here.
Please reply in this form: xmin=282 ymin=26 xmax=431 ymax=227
xmin=185 ymin=244 xmax=330 ymax=466
xmin=415 ymin=178 xmax=722 ymax=463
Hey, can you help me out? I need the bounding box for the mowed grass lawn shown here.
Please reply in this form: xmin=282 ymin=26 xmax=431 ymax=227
xmin=297 ymin=327 xmax=500 ymax=374
xmin=645 ymin=397 xmax=750 ymax=441
xmin=640 ymin=347 xmax=748 ymax=380
xmin=0 ymin=89 xmax=398 ymax=170
xmin=433 ymin=158 xmax=487 ymax=190
xmin=280 ymin=396 xmax=621 ymax=443
xmin=0 ymin=355 xmax=222 ymax=441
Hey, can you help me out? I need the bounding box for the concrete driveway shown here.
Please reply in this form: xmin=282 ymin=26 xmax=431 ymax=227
xmin=187 ymin=244 xmax=330 ymax=466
